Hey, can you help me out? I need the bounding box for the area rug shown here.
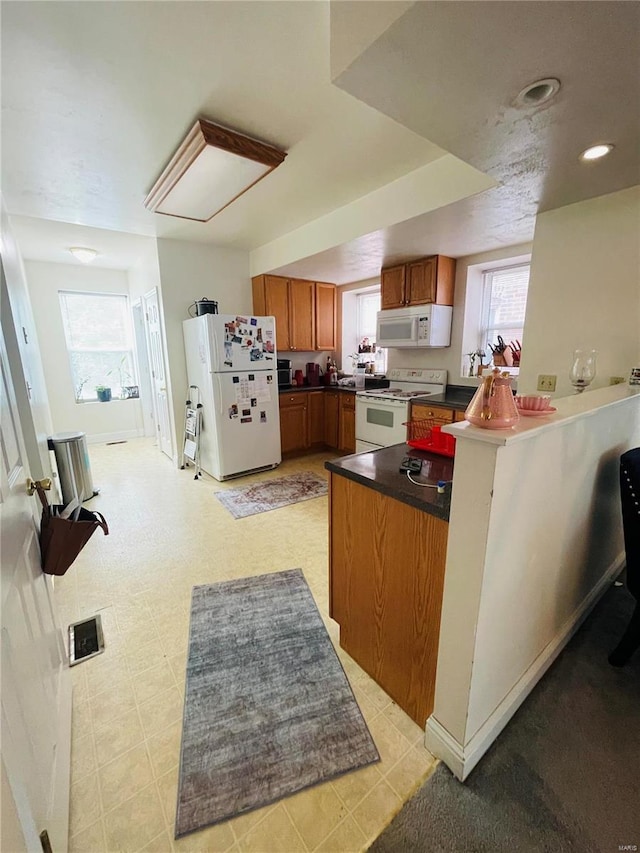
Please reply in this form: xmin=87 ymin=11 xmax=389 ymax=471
xmin=175 ymin=568 xmax=379 ymax=838
xmin=213 ymin=471 xmax=327 ymax=518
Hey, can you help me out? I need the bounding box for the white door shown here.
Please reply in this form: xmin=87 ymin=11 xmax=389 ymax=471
xmin=1 ymin=324 xmax=71 ymax=852
xmin=143 ymin=288 xmax=173 ymax=459
xmin=131 ymin=301 xmax=155 ymax=438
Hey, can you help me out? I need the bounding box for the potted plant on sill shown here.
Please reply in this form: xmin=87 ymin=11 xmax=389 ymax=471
xmin=95 ymin=385 xmax=112 ymax=402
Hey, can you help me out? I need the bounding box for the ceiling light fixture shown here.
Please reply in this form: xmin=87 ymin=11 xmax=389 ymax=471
xmin=69 ymin=247 xmax=98 ymax=263
xmin=144 ymin=118 xmax=287 ymax=223
xmin=579 ymin=143 xmax=615 ymax=162
xmin=513 ymin=77 xmax=561 ymax=109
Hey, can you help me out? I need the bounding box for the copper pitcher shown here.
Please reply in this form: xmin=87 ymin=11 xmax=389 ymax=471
xmin=465 ymin=369 xmax=520 ymax=429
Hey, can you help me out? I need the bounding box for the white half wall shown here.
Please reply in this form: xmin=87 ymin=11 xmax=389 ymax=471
xmin=155 ymin=238 xmax=251 ymax=464
xmin=24 ymin=260 xmax=144 ymax=441
xmin=427 ymin=385 xmax=640 ymax=779
xmin=519 ymin=185 xmax=640 ymax=396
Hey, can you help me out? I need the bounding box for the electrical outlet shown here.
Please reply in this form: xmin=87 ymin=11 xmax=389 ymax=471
xmin=537 ymin=374 xmax=557 ymax=392
xmin=609 ymin=376 xmax=625 ymax=385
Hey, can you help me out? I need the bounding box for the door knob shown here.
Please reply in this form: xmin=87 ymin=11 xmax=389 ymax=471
xmin=27 ymin=477 xmax=52 ymax=496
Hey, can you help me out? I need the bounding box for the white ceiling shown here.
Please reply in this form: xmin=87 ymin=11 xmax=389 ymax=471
xmin=2 ymin=1 xmax=638 ymax=284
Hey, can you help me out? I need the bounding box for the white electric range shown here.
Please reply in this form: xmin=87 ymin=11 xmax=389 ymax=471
xmin=355 ymin=368 xmax=447 ymax=452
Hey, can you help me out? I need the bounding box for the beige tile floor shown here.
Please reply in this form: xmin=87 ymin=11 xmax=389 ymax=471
xmin=56 ymin=438 xmax=437 ymax=853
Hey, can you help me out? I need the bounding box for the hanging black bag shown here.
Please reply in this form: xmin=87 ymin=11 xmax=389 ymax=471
xmin=36 ymin=485 xmax=109 ymax=576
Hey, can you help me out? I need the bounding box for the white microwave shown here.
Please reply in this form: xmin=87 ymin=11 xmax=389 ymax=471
xmin=376 ymin=304 xmax=453 ymax=348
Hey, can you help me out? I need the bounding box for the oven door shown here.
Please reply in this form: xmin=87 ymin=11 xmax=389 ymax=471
xmin=355 ymin=396 xmax=409 ymax=448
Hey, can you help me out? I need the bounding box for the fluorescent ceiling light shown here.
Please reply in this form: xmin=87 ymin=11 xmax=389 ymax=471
xmin=579 ymin=144 xmax=614 ymax=161
xmin=69 ymin=247 xmax=98 ymax=263
xmin=144 ymin=119 xmax=287 ymax=222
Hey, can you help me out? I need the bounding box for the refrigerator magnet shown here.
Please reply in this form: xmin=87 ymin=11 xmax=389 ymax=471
xmin=250 ymin=398 xmax=257 ymax=407
xmin=260 ymin=411 xmax=267 ymax=423
xmin=236 ymin=316 xmax=248 ymax=325
xmin=250 ymin=317 xmax=257 ymax=326
xmin=242 ymin=409 xmax=251 ymax=416
xmin=240 ymin=417 xmax=252 ymax=424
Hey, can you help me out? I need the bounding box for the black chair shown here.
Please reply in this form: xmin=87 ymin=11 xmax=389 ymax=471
xmin=609 ymin=448 xmax=640 ymax=666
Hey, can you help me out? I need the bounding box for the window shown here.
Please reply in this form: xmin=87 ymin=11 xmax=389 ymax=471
xmin=355 ymin=290 xmax=386 ymax=373
xmin=479 ymin=263 xmax=530 ymax=365
xmin=59 ymin=291 xmax=137 ymax=401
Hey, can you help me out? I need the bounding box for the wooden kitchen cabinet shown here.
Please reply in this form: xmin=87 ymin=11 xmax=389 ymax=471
xmin=381 ymin=255 xmax=456 ymax=309
xmin=308 ymin=391 xmax=325 ymax=446
xmin=324 ymin=390 xmax=340 ymax=449
xmin=338 ymin=392 xmax=356 ymax=453
xmin=252 ymin=275 xmax=336 ymax=352
xmin=329 ymin=473 xmax=449 ymax=727
xmin=315 ymin=282 xmax=337 ymax=350
xmin=289 ymin=279 xmax=315 ymax=351
xmin=380 ymin=265 xmax=406 ymax=310
xmin=453 ymin=409 xmax=467 ymax=422
xmin=411 ymin=402 xmax=455 ymax=425
xmin=279 ymin=392 xmax=309 ymax=454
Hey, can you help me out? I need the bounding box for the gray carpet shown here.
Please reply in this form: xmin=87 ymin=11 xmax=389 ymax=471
xmin=175 ymin=568 xmax=379 ymax=838
xmin=371 ymin=582 xmax=640 ymax=853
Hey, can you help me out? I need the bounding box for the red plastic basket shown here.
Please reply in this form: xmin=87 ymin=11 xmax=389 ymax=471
xmin=404 ymin=419 xmax=456 ymax=457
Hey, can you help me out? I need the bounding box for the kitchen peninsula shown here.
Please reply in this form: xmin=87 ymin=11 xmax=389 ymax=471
xmin=326 ymin=445 xmax=453 ymax=728
xmin=328 ymin=384 xmax=640 ymax=782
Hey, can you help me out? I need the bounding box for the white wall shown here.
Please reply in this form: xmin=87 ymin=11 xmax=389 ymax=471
xmin=519 ymin=185 xmax=640 ymax=396
xmin=427 ymin=384 xmax=640 ymax=779
xmin=386 ymin=244 xmax=532 ymax=387
xmin=155 ymin=238 xmax=250 ymax=463
xmin=25 ymin=261 xmax=144 ymax=442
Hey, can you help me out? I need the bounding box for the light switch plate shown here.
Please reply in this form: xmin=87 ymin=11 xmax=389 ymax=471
xmin=537 ymin=374 xmax=557 ymax=392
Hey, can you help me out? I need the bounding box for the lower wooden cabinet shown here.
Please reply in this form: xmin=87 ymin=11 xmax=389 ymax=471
xmin=324 ymin=391 xmax=340 ymax=449
xmin=338 ymin=393 xmax=355 ymax=452
xmin=411 ymin=402 xmax=455 ymax=425
xmin=308 ymin=391 xmax=325 ymax=446
xmin=279 ymin=393 xmax=309 ymax=454
xmin=278 ymin=390 xmax=356 ymax=456
xmin=329 ymin=473 xmax=449 ymax=727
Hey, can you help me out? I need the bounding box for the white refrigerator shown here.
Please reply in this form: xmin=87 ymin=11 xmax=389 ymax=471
xmin=182 ymin=313 xmax=281 ymax=481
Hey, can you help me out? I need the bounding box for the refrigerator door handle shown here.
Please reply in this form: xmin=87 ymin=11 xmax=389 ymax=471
xmin=214 ymin=374 xmax=224 ymax=416
xmin=210 ymin=325 xmax=219 ymax=373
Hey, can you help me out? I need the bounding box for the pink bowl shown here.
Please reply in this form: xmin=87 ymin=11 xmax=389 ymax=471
xmin=515 ymin=394 xmax=552 ymax=411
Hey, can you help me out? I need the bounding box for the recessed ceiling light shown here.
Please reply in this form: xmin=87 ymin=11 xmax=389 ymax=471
xmin=69 ymin=247 xmax=98 ymax=263
xmin=579 ymin=144 xmax=614 ymax=162
xmin=513 ymin=78 xmax=561 ymax=109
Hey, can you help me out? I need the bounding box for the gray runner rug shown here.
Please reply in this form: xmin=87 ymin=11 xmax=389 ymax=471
xmin=175 ymin=568 xmax=379 ymax=838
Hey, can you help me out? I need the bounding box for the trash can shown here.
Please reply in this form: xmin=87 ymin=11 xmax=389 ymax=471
xmin=48 ymin=432 xmax=96 ymax=504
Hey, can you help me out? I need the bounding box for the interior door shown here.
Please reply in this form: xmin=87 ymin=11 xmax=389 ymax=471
xmin=1 ymin=323 xmax=71 ymax=853
xmin=143 ymin=288 xmax=173 ymax=459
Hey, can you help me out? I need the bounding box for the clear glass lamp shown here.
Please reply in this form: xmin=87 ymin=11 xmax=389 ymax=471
xmin=569 ymin=349 xmax=597 ymax=393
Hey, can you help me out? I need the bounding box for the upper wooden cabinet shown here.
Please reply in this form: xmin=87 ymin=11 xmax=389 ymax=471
xmin=381 ymin=255 xmax=456 ymax=309
xmin=252 ymin=275 xmax=336 ymax=352
xmin=315 ymin=282 xmax=337 ymax=351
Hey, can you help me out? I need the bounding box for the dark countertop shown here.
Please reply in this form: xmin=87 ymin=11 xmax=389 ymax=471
xmin=279 ymin=377 xmax=390 ymax=394
xmin=412 ymin=384 xmax=476 ymax=411
xmin=325 ymin=443 xmax=453 ymax=521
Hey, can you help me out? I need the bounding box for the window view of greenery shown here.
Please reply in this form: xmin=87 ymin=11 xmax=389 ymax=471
xmin=59 ymin=291 xmax=137 ymax=402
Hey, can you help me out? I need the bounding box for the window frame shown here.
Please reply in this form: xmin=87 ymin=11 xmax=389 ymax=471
xmin=478 ymin=262 xmax=530 ymax=369
xmin=58 ymin=290 xmax=138 ymax=403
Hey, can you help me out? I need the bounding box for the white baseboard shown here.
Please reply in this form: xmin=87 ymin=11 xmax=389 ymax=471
xmin=86 ymin=429 xmax=144 ymax=445
xmin=425 ymin=553 xmax=625 ymax=781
